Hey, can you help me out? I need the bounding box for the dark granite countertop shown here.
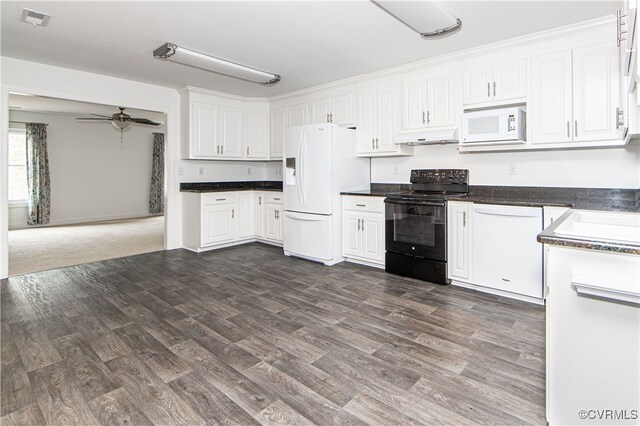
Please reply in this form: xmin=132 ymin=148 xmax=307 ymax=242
xmin=180 ymin=181 xmax=283 ymax=193
xmin=341 ymin=183 xmax=411 ymax=197
xmin=340 ymin=190 xmax=389 ymax=197
xmin=537 ymin=209 xmax=640 ymax=255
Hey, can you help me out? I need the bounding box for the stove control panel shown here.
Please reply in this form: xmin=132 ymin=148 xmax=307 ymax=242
xmin=410 ymin=169 xmax=468 ymax=184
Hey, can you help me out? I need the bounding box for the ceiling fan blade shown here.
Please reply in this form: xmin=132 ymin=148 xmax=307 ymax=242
xmin=90 ymin=113 xmax=113 ymax=118
xmin=129 ymin=118 xmax=161 ymax=126
xmin=76 ymin=117 xmax=112 ymax=121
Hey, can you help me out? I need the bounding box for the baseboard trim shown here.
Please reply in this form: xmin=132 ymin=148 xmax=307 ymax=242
xmin=345 ymin=257 xmax=385 ymax=269
xmin=451 ymin=280 xmax=545 ymax=305
xmin=9 ymin=212 xmax=163 ymax=230
xmin=186 ymin=237 xmax=283 ymax=253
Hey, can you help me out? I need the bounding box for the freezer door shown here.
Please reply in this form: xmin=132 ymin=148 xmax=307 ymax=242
xmin=283 ymin=211 xmax=333 ymax=261
xmin=283 ymin=125 xmax=333 ymax=215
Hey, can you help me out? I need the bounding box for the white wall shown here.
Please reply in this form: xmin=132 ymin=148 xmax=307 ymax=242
xmin=8 ymin=110 xmax=162 ymax=228
xmin=370 ymin=143 xmax=640 ymax=188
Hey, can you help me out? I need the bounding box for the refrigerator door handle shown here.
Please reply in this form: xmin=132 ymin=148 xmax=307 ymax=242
xmin=299 ymin=134 xmax=307 ymax=206
xmin=284 ymin=211 xmax=327 ymax=221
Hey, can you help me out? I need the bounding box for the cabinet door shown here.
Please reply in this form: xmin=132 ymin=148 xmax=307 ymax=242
xmin=447 ymin=202 xmax=471 ymax=281
xmin=377 ymin=86 xmax=397 ymax=152
xmin=264 ymin=203 xmax=279 ymax=241
xmin=361 ymin=212 xmax=384 ymax=263
xmin=289 ymin=103 xmax=308 ymax=127
xmin=357 ymin=90 xmax=377 ymax=154
xmin=573 ymin=43 xmax=620 ymax=142
xmin=235 ymin=192 xmax=254 ymax=239
xmin=219 ymin=106 xmax=243 ymax=158
xmin=530 ymin=51 xmax=573 ymax=144
xmin=277 ymin=209 xmax=284 ymax=241
xmin=270 ymin=107 xmax=287 ymax=159
xmin=427 ymin=72 xmax=456 ymax=128
xmin=342 ymin=211 xmax=362 ymax=257
xmin=191 ymin=101 xmax=218 ymax=157
xmin=254 ymin=192 xmax=264 ymax=238
xmin=311 ymin=98 xmax=332 ymax=124
xmin=492 ymin=58 xmax=527 ymax=101
xmin=332 ymin=93 xmax=354 ymax=125
xmin=246 ymin=109 xmax=268 ymax=158
xmin=399 ymin=74 xmax=428 ymax=130
xmin=202 ymin=204 xmax=234 ymax=246
xmin=462 ymin=65 xmax=492 ymax=105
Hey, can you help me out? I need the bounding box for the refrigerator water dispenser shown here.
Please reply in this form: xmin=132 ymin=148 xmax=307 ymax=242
xmin=285 ymin=157 xmax=297 ymax=185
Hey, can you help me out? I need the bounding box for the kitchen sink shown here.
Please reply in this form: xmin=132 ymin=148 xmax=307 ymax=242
xmin=554 ymin=210 xmax=640 ymax=244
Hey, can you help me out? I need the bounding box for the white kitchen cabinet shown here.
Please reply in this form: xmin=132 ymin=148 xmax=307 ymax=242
xmin=356 ymin=82 xmax=413 ymax=157
xmin=341 ymin=196 xmax=385 ymax=267
xmin=235 ymin=192 xmax=254 ymax=239
xmin=310 ymin=93 xmax=354 ymax=126
xmin=254 ymin=192 xmax=265 ymax=238
xmin=531 ymin=43 xmax=620 ymax=145
xmin=530 ymin=51 xmax=573 ymax=144
xmin=462 ymin=59 xmax=527 ymax=106
xmin=398 ymin=69 xmax=456 ymax=132
xmin=218 ymin=106 xmax=243 ymax=158
xmin=245 ymin=109 xmax=269 ymax=159
xmin=573 ymin=42 xmax=620 ymax=142
xmin=447 ymin=201 xmax=471 ymax=282
xmin=182 ymin=191 xmax=283 ymax=252
xmin=190 ymin=101 xmax=218 ymax=157
xmin=270 ymin=101 xmax=308 ymax=159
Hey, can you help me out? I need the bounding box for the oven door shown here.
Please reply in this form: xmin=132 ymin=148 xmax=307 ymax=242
xmin=385 ymin=199 xmax=447 ymax=261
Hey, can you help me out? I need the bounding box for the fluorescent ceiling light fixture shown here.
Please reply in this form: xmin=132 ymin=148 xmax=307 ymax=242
xmin=153 ymin=43 xmax=280 ymax=86
xmin=20 ymin=8 xmax=51 ymax=27
xmin=372 ymin=1 xmax=461 ymax=39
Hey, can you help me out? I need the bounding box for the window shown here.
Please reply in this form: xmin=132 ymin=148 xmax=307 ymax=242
xmin=8 ymin=129 xmax=28 ymax=202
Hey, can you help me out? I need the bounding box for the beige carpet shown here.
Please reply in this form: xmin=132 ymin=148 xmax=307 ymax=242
xmin=8 ymin=216 xmax=164 ymax=276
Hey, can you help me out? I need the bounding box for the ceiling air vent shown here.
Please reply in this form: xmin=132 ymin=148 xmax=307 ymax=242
xmin=20 ymin=8 xmax=51 ymax=27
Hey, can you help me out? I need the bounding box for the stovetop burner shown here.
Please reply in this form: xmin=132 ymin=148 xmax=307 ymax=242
xmin=385 ymin=169 xmax=469 ymax=202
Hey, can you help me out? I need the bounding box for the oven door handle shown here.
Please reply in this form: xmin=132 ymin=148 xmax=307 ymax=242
xmin=384 ymin=199 xmax=446 ymax=207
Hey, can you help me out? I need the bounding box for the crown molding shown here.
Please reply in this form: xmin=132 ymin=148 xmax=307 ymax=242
xmin=181 ymin=85 xmax=268 ymax=102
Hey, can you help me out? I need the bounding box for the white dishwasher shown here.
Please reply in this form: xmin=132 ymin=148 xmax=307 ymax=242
xmin=472 ymin=204 xmax=543 ymax=299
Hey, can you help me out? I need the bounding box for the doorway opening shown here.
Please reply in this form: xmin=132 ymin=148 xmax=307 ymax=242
xmin=7 ymin=93 xmax=166 ymax=275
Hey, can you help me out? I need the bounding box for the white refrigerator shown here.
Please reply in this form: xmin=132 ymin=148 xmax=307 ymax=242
xmin=283 ymin=123 xmax=370 ymax=265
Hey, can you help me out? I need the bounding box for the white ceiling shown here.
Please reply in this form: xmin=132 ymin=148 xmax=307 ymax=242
xmin=9 ymin=93 xmax=166 ymax=123
xmin=1 ymin=1 xmax=615 ymax=97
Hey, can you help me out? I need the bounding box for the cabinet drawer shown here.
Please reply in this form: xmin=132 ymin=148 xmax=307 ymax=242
xmin=342 ymin=196 xmax=385 ymax=213
xmin=202 ymin=193 xmax=235 ymax=205
xmin=265 ymin=192 xmax=283 ymax=204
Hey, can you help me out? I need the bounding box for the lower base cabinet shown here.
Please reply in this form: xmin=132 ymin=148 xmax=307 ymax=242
xmin=342 ymin=196 xmax=385 ymax=267
xmin=182 ymin=190 xmax=283 ymax=252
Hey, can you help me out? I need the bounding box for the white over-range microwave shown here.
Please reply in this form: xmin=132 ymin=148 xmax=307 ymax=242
xmin=462 ymin=107 xmax=526 ymax=144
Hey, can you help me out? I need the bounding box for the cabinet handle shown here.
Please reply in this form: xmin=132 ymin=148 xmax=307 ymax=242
xmin=329 ymin=113 xmax=333 ymax=123
xmin=216 ymin=198 xmax=226 ymax=201
xmin=574 ymin=120 xmax=578 ymax=138
xmin=426 ymin=111 xmax=430 ymax=124
xmin=361 ymin=219 xmax=365 ymax=231
xmin=273 ymin=197 xmax=280 ymax=201
xmin=221 ymin=145 xmax=224 ymax=154
xmin=616 ymin=107 xmax=624 ymax=129
xmin=217 ymin=146 xmax=220 ymax=154
xmin=375 ymin=138 xmax=379 ymax=149
xmin=232 ymin=208 xmax=235 ymax=219
xmin=357 ymin=218 xmax=361 ymax=231
xmin=487 ymin=83 xmax=491 ymax=97
xmin=356 ymin=203 xmax=366 ymax=207
xmin=493 ymin=82 xmax=496 ymax=97
xmin=247 ymin=146 xmax=249 ymax=155
xmin=463 ymin=211 xmax=466 ymax=227
xmin=371 ymin=138 xmax=375 ymax=149
xmin=566 ymin=121 xmax=570 ymax=138
xmin=326 ymin=113 xmax=330 ymax=123
xmin=259 ymin=196 xmax=262 ymax=205
xmin=422 ymin=111 xmax=426 ymax=124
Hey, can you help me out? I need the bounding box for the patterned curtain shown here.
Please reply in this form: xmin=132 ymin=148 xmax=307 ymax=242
xmin=149 ymin=132 xmax=164 ymax=214
xmin=25 ymin=123 xmax=51 ymax=225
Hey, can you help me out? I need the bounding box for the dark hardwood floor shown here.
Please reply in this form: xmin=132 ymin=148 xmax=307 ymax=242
xmin=1 ymin=243 xmax=546 ymax=425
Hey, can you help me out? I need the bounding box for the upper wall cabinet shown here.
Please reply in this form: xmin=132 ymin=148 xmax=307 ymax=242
xmin=397 ymin=69 xmax=456 ymax=133
xmin=181 ymin=88 xmax=270 ymax=160
xmin=462 ymin=58 xmax=527 ymax=106
xmin=530 ymin=42 xmax=620 ymax=145
xmin=356 ymin=79 xmax=413 ymax=157
xmin=270 ymin=99 xmax=308 ymax=159
xmin=309 ymin=88 xmax=355 ymax=126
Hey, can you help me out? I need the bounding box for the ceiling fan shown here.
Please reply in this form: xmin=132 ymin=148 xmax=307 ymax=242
xmin=76 ymin=107 xmax=161 ymax=143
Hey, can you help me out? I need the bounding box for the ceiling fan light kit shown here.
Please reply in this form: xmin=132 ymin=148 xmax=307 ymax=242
xmin=76 ymin=107 xmax=161 ymax=143
xmin=371 ymin=0 xmax=462 ymax=39
xmin=153 ymin=42 xmax=281 ymax=86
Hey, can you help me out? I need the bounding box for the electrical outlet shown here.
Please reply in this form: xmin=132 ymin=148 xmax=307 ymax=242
xmin=178 ymin=167 xmax=184 ymax=176
xmin=509 ymin=164 xmax=516 ymax=175
xmin=247 ymin=167 xmax=252 ymax=175
xmin=199 ymin=167 xmax=205 ymax=176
